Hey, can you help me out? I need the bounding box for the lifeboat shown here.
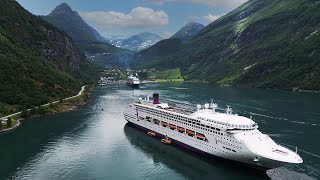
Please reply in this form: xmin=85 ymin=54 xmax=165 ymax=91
xmin=139 ymin=117 xmax=145 ymax=121
xmin=169 ymin=124 xmax=176 ymax=129
xmin=196 ymin=133 xmax=206 ymax=140
xmin=153 ymin=119 xmax=160 ymax=125
xmin=147 ymin=131 xmax=156 ymax=137
xmin=146 ymin=117 xmax=152 ymax=122
xmin=177 ymin=127 xmax=185 ymax=132
xmin=161 ymin=138 xmax=172 ymax=144
xmin=161 ymin=121 xmax=168 ymax=127
xmin=186 ymin=129 xmax=195 ymax=136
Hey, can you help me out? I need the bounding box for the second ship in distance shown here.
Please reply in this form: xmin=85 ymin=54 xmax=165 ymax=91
xmin=127 ymin=74 xmax=140 ymax=88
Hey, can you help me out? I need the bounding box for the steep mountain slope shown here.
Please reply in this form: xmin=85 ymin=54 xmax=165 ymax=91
xmin=135 ymin=0 xmax=320 ymax=91
xmin=43 ymin=3 xmax=104 ymax=42
xmin=134 ymin=38 xmax=183 ymax=68
xmin=0 ymin=0 xmax=100 ymax=114
xmin=42 ymin=3 xmax=133 ymax=66
xmin=171 ymin=22 xmax=205 ymax=41
xmin=109 ymin=32 xmax=163 ymax=51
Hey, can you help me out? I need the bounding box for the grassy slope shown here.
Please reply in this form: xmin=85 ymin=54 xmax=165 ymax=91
xmin=136 ymin=0 xmax=320 ymax=91
xmin=0 ymin=0 xmax=100 ymax=115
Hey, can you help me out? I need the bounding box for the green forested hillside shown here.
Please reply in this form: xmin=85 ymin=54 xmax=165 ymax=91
xmin=135 ymin=0 xmax=320 ymax=91
xmin=0 ymin=0 xmax=100 ymax=115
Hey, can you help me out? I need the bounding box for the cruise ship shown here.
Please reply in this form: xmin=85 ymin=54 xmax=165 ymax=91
xmin=127 ymin=74 xmax=140 ymax=88
xmin=123 ymin=93 xmax=303 ymax=170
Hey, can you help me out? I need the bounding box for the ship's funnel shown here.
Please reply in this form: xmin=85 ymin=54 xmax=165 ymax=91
xmin=153 ymin=93 xmax=160 ymax=104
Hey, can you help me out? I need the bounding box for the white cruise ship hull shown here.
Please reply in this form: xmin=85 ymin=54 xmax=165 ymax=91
xmin=123 ymin=94 xmax=303 ymax=170
xmin=124 ymin=112 xmax=286 ymax=170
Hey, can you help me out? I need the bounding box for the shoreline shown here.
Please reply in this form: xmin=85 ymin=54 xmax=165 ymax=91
xmin=0 ymin=120 xmax=22 ymax=134
xmin=0 ymin=85 xmax=92 ymax=134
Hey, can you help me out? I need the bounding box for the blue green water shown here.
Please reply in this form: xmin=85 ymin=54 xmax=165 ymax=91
xmin=0 ymin=83 xmax=319 ymax=179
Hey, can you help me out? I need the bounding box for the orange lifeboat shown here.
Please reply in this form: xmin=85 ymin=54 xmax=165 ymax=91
xmin=186 ymin=129 xmax=195 ymax=136
xmin=161 ymin=138 xmax=172 ymax=144
xmin=161 ymin=121 xmax=168 ymax=127
xmin=177 ymin=127 xmax=185 ymax=132
xmin=169 ymin=124 xmax=176 ymax=129
xmin=147 ymin=131 xmax=156 ymax=137
xmin=196 ymin=133 xmax=206 ymax=140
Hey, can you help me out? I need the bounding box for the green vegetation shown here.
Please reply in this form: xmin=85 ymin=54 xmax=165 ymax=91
xmin=0 ymin=118 xmax=18 ymax=132
xmin=6 ymin=117 xmax=12 ymax=127
xmin=135 ymin=0 xmax=320 ymax=91
xmin=0 ymin=85 xmax=91 ymax=133
xmin=102 ymin=68 xmax=128 ymax=80
xmin=0 ymin=1 xmax=100 ymax=117
xmin=149 ymin=69 xmax=184 ymax=82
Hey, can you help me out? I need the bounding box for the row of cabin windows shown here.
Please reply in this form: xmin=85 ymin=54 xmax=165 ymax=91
xmin=223 ymin=146 xmax=236 ymax=153
xmin=137 ymin=106 xmax=222 ymax=134
xmin=143 ymin=116 xmax=209 ymax=142
xmin=137 ymin=106 xmax=200 ymax=123
xmin=142 ymin=110 xmax=223 ymax=136
xmin=138 ymin=105 xmax=253 ymax=132
xmin=144 ymin=115 xmax=224 ymax=137
xmin=198 ymin=117 xmax=254 ymax=129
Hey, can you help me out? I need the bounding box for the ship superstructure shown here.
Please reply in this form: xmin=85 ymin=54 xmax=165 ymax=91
xmin=127 ymin=74 xmax=140 ymax=87
xmin=123 ymin=93 xmax=303 ymax=170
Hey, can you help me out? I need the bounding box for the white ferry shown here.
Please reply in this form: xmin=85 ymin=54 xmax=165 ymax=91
xmin=127 ymin=74 xmax=140 ymax=88
xmin=123 ymin=93 xmax=303 ymax=170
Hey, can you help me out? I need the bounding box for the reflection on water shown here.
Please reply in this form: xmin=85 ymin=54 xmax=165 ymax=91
xmin=0 ymin=83 xmax=319 ymax=180
xmin=124 ymin=124 xmax=267 ymax=180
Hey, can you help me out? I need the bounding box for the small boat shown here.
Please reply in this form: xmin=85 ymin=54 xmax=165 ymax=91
xmin=153 ymin=119 xmax=160 ymax=125
xmin=169 ymin=124 xmax=176 ymax=129
xmin=161 ymin=121 xmax=168 ymax=127
xmin=177 ymin=127 xmax=185 ymax=132
xmin=161 ymin=138 xmax=172 ymax=144
xmin=148 ymin=131 xmax=156 ymax=137
xmin=196 ymin=133 xmax=206 ymax=140
xmin=186 ymin=129 xmax=195 ymax=136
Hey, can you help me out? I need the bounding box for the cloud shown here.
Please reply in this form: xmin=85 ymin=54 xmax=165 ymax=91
xmin=203 ymin=13 xmax=223 ymax=23
xmin=144 ymin=0 xmax=247 ymax=8
xmin=80 ymin=7 xmax=169 ymax=29
xmin=143 ymin=0 xmax=173 ymax=5
xmin=161 ymin=31 xmax=174 ymax=38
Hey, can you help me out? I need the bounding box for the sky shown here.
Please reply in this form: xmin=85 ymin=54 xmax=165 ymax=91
xmin=16 ymin=0 xmax=247 ymax=38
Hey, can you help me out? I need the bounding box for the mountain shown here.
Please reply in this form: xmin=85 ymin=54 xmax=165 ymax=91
xmin=42 ymin=3 xmax=133 ymax=67
xmin=135 ymin=0 xmax=320 ymax=91
xmin=171 ymin=22 xmax=205 ymax=41
xmin=108 ymin=32 xmax=163 ymax=51
xmin=0 ymin=0 xmax=100 ymax=114
xmin=43 ymin=3 xmax=104 ymax=42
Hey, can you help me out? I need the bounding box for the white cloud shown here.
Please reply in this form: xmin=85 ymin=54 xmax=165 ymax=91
xmin=144 ymin=0 xmax=247 ymax=8
xmin=161 ymin=31 xmax=174 ymax=38
xmin=203 ymin=13 xmax=223 ymax=23
xmin=143 ymin=0 xmax=173 ymax=5
xmin=80 ymin=7 xmax=169 ymax=29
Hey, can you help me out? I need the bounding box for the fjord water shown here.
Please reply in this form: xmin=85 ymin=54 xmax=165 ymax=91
xmin=0 ymin=83 xmax=319 ymax=180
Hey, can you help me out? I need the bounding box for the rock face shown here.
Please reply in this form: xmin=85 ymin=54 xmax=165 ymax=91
xmin=135 ymin=0 xmax=320 ymax=91
xmin=42 ymin=3 xmax=133 ymax=67
xmin=0 ymin=0 xmax=99 ymax=108
xmin=171 ymin=22 xmax=205 ymax=41
xmin=40 ymin=24 xmax=85 ymax=70
xmin=108 ymin=32 xmax=163 ymax=52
